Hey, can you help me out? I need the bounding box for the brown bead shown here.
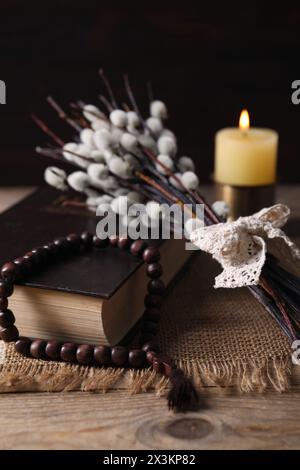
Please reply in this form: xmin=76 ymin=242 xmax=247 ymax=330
xmin=0 ymin=280 xmax=14 ymax=298
xmin=61 ymin=342 xmax=77 ymax=362
xmin=142 ymin=341 xmax=160 ymax=353
xmin=53 ymin=237 xmax=70 ymax=254
xmin=30 ymin=247 xmax=45 ymax=265
xmin=143 ymin=308 xmax=161 ymax=322
xmin=0 ymin=309 xmax=15 ymax=328
xmin=130 ymin=240 xmax=147 ymax=257
xmin=23 ymin=252 xmax=36 ymax=270
xmin=0 ymin=325 xmax=19 ymax=342
xmin=144 ymin=294 xmax=162 ymax=309
xmin=45 ymin=340 xmax=62 ymax=360
xmin=94 ymin=345 xmax=111 ymax=366
xmin=109 ymin=235 xmax=119 ymax=246
xmin=93 ymin=235 xmax=109 ymax=248
xmin=146 ymin=263 xmax=162 ymax=279
xmin=128 ymin=349 xmax=146 ymax=368
xmin=30 ymin=339 xmax=46 ymax=359
xmin=143 ymin=246 xmax=160 ymax=263
xmin=118 ymin=236 xmax=130 ymax=250
xmin=146 ymin=350 xmax=156 ymax=365
xmin=66 ymin=233 xmax=81 ymax=251
xmin=47 ymin=242 xmax=60 ymax=257
xmin=142 ymin=321 xmax=159 ymax=335
xmin=81 ymin=231 xmax=93 ymax=250
xmin=76 ymin=344 xmax=94 ymax=365
xmin=13 ymin=257 xmax=30 ymax=276
xmin=1 ymin=262 xmax=19 ymax=282
xmin=147 ymin=279 xmax=165 ymax=295
xmin=0 ymin=298 xmax=8 ymax=310
xmin=15 ymin=337 xmax=32 ymax=356
xmin=111 ymin=346 xmax=128 ymax=366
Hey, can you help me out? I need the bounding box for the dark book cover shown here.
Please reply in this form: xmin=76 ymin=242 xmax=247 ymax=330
xmin=0 ymin=187 xmax=144 ymax=299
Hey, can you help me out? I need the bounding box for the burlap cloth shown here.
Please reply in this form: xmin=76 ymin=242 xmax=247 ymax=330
xmin=0 ymin=252 xmax=291 ymax=395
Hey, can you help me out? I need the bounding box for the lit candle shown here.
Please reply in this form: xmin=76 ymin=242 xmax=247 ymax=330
xmin=214 ymin=110 xmax=278 ymax=186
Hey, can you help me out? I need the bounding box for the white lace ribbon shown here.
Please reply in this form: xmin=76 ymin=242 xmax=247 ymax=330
xmin=190 ymin=204 xmax=300 ymax=288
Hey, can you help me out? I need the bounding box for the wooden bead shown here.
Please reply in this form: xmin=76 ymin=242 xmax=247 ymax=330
xmin=0 ymin=325 xmax=19 ymax=342
xmin=146 ymin=263 xmax=162 ymax=279
xmin=47 ymin=242 xmax=60 ymax=257
xmin=142 ymin=341 xmax=160 ymax=353
xmin=118 ymin=236 xmax=130 ymax=250
xmin=15 ymin=337 xmax=32 ymax=356
xmin=1 ymin=262 xmax=19 ymax=282
xmin=93 ymin=235 xmax=108 ymax=248
xmin=128 ymin=350 xmax=146 ymax=368
xmin=76 ymin=344 xmax=94 ymax=365
xmin=0 ymin=309 xmax=15 ymax=328
xmin=60 ymin=342 xmax=77 ymax=362
xmin=45 ymin=340 xmax=62 ymax=360
xmin=143 ymin=308 xmax=161 ymax=322
xmin=111 ymin=346 xmax=128 ymax=366
xmin=81 ymin=232 xmax=93 ymax=250
xmin=30 ymin=247 xmax=45 ymax=264
xmin=109 ymin=235 xmax=119 ymax=247
xmin=144 ymin=294 xmax=162 ymax=309
xmin=0 ymin=280 xmax=14 ymax=298
xmin=130 ymin=240 xmax=147 ymax=257
xmin=0 ymin=298 xmax=8 ymax=310
xmin=146 ymin=350 xmax=156 ymax=365
xmin=66 ymin=233 xmax=82 ymax=251
xmin=142 ymin=321 xmax=159 ymax=335
xmin=94 ymin=345 xmax=111 ymax=366
xmin=147 ymin=279 xmax=165 ymax=295
xmin=13 ymin=257 xmax=30 ymax=276
xmin=53 ymin=237 xmax=70 ymax=254
xmin=143 ymin=246 xmax=160 ymax=263
xmin=23 ymin=252 xmax=36 ymax=270
xmin=30 ymin=339 xmax=46 ymax=359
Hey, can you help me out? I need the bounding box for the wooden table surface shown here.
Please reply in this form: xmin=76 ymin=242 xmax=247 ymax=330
xmin=1 ymin=186 xmax=300 ymax=450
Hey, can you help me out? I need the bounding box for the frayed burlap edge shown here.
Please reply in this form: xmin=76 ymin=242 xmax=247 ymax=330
xmin=0 ymin=342 xmax=291 ymax=396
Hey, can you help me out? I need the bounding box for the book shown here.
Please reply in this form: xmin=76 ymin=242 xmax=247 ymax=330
xmin=0 ymin=188 xmax=192 ymax=345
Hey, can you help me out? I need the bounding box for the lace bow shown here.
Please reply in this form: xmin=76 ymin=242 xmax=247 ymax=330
xmin=190 ymin=204 xmax=300 ymax=288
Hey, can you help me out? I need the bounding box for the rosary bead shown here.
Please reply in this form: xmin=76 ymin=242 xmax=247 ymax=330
xmin=66 ymin=233 xmax=82 ymax=252
xmin=47 ymin=242 xmax=60 ymax=257
xmin=31 ymin=247 xmax=46 ymax=264
xmin=30 ymin=339 xmax=46 ymax=359
xmin=146 ymin=350 xmax=156 ymax=365
xmin=128 ymin=349 xmax=146 ymax=368
xmin=111 ymin=346 xmax=128 ymax=366
xmin=143 ymin=246 xmax=160 ymax=264
xmin=118 ymin=236 xmax=130 ymax=250
xmin=0 ymin=280 xmax=14 ymax=298
xmin=109 ymin=235 xmax=119 ymax=247
xmin=61 ymin=342 xmax=77 ymax=362
xmin=1 ymin=262 xmax=19 ymax=282
xmin=45 ymin=340 xmax=62 ymax=360
xmin=15 ymin=337 xmax=32 ymax=356
xmin=144 ymin=294 xmax=162 ymax=309
xmin=93 ymin=235 xmax=109 ymax=248
xmin=143 ymin=308 xmax=161 ymax=322
xmin=147 ymin=279 xmax=165 ymax=295
xmin=130 ymin=240 xmax=147 ymax=257
xmin=146 ymin=263 xmax=163 ymax=279
xmin=0 ymin=325 xmax=19 ymax=342
xmin=142 ymin=341 xmax=160 ymax=353
xmin=53 ymin=237 xmax=70 ymax=255
xmin=142 ymin=321 xmax=159 ymax=335
xmin=0 ymin=298 xmax=8 ymax=310
xmin=23 ymin=252 xmax=37 ymax=269
xmin=81 ymin=231 xmax=93 ymax=250
xmin=94 ymin=345 xmax=111 ymax=366
xmin=13 ymin=257 xmax=29 ymax=276
xmin=76 ymin=344 xmax=94 ymax=365
xmin=0 ymin=309 xmax=15 ymax=328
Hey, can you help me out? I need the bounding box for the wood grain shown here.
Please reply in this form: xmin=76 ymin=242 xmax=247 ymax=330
xmin=1 ymin=187 xmax=300 ymax=450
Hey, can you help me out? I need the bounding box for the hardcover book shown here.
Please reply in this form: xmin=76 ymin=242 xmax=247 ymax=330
xmin=0 ymin=188 xmax=191 ymax=345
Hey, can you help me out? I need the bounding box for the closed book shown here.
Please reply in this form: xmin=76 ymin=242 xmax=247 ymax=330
xmin=0 ymin=188 xmax=191 ymax=345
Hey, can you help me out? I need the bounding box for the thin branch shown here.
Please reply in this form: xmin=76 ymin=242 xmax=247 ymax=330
xmin=98 ymin=68 xmax=118 ymax=108
xmin=31 ymin=114 xmax=65 ymax=147
xmin=47 ymin=96 xmax=82 ymax=132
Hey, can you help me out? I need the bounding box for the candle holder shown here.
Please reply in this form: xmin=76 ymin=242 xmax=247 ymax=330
xmin=214 ymin=182 xmax=276 ymax=220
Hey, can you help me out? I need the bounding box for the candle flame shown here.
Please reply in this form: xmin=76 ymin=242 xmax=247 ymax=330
xmin=239 ymin=109 xmax=250 ymax=131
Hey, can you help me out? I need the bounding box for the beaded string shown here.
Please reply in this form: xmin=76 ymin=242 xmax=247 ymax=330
xmin=0 ymin=232 xmax=198 ymax=411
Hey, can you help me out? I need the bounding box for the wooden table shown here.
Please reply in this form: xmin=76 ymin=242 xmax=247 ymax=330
xmin=1 ymin=186 xmax=300 ymax=450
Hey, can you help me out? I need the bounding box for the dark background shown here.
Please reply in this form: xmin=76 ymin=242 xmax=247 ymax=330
xmin=1 ymin=1 xmax=300 ymax=185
